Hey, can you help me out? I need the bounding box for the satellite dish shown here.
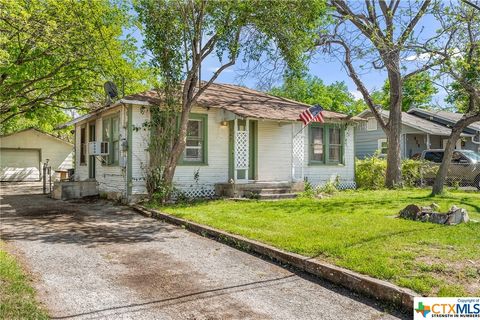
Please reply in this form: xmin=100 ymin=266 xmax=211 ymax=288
xmin=104 ymin=81 xmax=118 ymax=100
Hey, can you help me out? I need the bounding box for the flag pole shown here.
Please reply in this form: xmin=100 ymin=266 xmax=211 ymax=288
xmin=293 ymin=122 xmax=308 ymax=138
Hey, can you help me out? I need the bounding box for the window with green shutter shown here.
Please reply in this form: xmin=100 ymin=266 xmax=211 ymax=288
xmin=309 ymin=124 xmax=345 ymax=165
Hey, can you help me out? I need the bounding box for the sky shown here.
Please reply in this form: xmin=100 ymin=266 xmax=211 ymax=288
xmin=127 ymin=5 xmax=450 ymax=108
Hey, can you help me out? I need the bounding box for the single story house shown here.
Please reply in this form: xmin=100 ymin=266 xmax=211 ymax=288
xmin=355 ymin=109 xmax=479 ymax=159
xmin=0 ymin=128 xmax=73 ymax=181
xmin=407 ymin=108 xmax=480 ymax=152
xmin=63 ymin=83 xmax=362 ymax=202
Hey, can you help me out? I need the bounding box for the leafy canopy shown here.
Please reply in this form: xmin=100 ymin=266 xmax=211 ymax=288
xmin=0 ymin=0 xmax=155 ymax=134
xmin=269 ymin=75 xmax=367 ymax=115
xmin=372 ymin=72 xmax=438 ymax=111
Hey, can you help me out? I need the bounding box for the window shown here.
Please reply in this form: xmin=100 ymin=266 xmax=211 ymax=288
xmin=80 ymin=126 xmax=86 ymax=165
xmin=378 ymin=138 xmax=388 ymax=155
xmin=329 ymin=127 xmax=342 ymax=163
xmin=309 ymin=124 xmax=344 ymax=165
xmin=102 ymin=113 xmax=120 ymax=165
xmin=367 ymin=117 xmax=377 ymax=131
xmin=424 ymin=151 xmax=444 ymax=163
xmin=181 ymin=113 xmax=208 ymax=165
xmin=310 ymin=126 xmax=324 ymax=162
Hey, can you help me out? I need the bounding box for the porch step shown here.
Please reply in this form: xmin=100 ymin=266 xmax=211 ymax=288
xmin=258 ymin=193 xmax=298 ymax=200
xmin=256 ymin=188 xmax=292 ymax=194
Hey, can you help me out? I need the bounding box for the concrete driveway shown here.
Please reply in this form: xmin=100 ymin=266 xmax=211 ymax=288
xmin=0 ymin=183 xmax=406 ymax=320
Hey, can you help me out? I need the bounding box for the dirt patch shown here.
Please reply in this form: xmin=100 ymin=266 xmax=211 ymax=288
xmin=415 ymin=256 xmax=480 ymax=295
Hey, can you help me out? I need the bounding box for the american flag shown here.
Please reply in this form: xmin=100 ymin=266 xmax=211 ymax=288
xmin=299 ymin=104 xmax=324 ymax=125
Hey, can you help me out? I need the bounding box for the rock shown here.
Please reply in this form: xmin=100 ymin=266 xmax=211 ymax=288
xmin=430 ymin=212 xmax=449 ymax=224
xmin=430 ymin=202 xmax=440 ymax=211
xmin=446 ymin=208 xmax=469 ymax=225
xmin=399 ymin=204 xmax=422 ymax=220
xmin=420 ymin=213 xmax=430 ymax=222
xmin=421 ymin=206 xmax=433 ymax=214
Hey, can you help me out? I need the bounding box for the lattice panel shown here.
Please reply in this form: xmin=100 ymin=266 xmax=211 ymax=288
xmin=173 ymin=184 xmax=216 ymax=199
xmin=292 ymin=124 xmax=305 ymax=181
xmin=313 ymin=181 xmax=357 ymax=190
xmin=235 ymin=131 xmax=249 ymax=168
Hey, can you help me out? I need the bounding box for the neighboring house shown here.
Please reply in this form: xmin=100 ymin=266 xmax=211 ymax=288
xmin=407 ymin=108 xmax=480 ymax=152
xmin=355 ymin=109 xmax=478 ymax=159
xmin=62 ymin=83 xmax=363 ymax=202
xmin=0 ymin=128 xmax=73 ymax=181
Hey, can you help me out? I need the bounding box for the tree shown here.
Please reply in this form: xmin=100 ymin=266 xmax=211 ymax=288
xmin=0 ymin=0 xmax=153 ymax=134
xmin=430 ymin=1 xmax=480 ymax=194
xmin=135 ymin=0 xmax=328 ymax=199
xmin=373 ymin=72 xmax=438 ymax=111
xmin=316 ymin=1 xmax=439 ymax=188
xmin=269 ymin=75 xmax=367 ymax=115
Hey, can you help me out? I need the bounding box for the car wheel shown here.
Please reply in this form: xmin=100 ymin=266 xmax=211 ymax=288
xmin=475 ymin=174 xmax=480 ymax=190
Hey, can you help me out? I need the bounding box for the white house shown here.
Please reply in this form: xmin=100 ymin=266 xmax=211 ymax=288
xmin=63 ymin=83 xmax=362 ymax=202
xmin=0 ymin=128 xmax=73 ymax=181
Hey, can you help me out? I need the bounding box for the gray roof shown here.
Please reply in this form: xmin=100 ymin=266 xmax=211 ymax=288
xmin=407 ymin=108 xmax=480 ymax=132
xmin=359 ymin=109 xmax=470 ymax=136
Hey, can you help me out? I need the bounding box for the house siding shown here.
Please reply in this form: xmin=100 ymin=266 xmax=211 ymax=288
xmin=173 ymin=107 xmax=229 ymax=192
xmin=75 ymin=106 xmax=127 ymax=200
xmin=74 ymin=104 xmax=357 ymax=200
xmin=304 ymin=125 xmax=355 ymax=187
xmin=355 ymin=111 xmax=426 ymax=159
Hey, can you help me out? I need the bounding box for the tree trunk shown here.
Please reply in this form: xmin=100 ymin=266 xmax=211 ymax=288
xmin=431 ymin=129 xmax=462 ymax=195
xmin=431 ymin=109 xmax=480 ymax=195
xmin=385 ymin=66 xmax=403 ymax=188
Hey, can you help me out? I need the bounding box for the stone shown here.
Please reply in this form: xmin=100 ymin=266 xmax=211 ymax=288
xmin=399 ymin=204 xmax=422 ymax=220
xmin=429 ymin=212 xmax=449 ymax=224
xmin=420 ymin=213 xmax=430 ymax=222
xmin=446 ymin=208 xmax=469 ymax=225
xmin=430 ymin=202 xmax=440 ymax=211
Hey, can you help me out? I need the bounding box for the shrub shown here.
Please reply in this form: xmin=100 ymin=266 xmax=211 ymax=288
xmin=355 ymin=154 xmax=386 ymax=189
xmin=356 ymin=154 xmax=435 ymax=189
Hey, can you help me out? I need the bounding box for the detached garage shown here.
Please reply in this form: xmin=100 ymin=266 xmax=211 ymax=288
xmin=0 ymin=128 xmax=73 ymax=182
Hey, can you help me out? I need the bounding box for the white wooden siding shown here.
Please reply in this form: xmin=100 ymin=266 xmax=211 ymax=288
xmin=173 ymin=107 xmax=229 ymax=188
xmin=303 ymin=125 xmax=355 ymax=186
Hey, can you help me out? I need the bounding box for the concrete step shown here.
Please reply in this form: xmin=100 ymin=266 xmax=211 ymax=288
xmin=258 ymin=193 xmax=297 ymax=200
xmin=256 ymin=188 xmax=292 ymax=194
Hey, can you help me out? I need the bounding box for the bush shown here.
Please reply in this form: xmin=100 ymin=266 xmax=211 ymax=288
xmin=355 ymin=154 xmax=386 ymax=190
xmin=356 ymin=154 xmax=435 ymax=189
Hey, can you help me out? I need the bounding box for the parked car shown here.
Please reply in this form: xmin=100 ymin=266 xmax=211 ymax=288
xmin=420 ymin=149 xmax=480 ymax=190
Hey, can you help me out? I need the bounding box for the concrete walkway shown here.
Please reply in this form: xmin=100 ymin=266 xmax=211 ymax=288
xmin=0 ymin=183 xmax=406 ymax=319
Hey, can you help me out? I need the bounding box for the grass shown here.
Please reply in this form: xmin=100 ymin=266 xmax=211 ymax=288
xmin=152 ymin=189 xmax=480 ymax=296
xmin=0 ymin=242 xmax=49 ymax=320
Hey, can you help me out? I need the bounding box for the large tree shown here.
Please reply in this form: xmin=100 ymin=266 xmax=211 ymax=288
xmin=0 ymin=0 xmax=153 ymax=134
xmin=373 ymin=72 xmax=438 ymax=111
xmin=135 ymin=0 xmax=327 ymax=199
xmin=429 ymin=1 xmax=480 ymax=194
xmin=316 ymin=0 xmax=438 ymax=188
xmin=269 ymin=75 xmax=367 ymax=115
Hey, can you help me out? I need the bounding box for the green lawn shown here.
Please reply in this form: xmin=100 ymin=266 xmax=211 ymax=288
xmin=0 ymin=242 xmax=49 ymax=320
xmin=154 ymin=189 xmax=480 ymax=296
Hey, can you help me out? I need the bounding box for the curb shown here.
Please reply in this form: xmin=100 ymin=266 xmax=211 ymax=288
xmin=132 ymin=204 xmax=417 ymax=312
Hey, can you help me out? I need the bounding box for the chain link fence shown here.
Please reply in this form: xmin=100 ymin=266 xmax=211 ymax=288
xmin=414 ymin=150 xmax=480 ymax=190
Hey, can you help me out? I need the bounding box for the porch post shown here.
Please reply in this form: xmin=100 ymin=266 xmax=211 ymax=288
xmin=233 ymin=118 xmax=249 ymax=182
xmin=426 ymin=133 xmax=431 ymax=150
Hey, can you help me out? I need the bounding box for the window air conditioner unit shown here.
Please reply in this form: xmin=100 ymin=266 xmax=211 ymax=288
xmin=88 ymin=141 xmax=109 ymax=155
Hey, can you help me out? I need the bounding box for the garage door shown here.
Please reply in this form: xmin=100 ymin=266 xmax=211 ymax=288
xmin=0 ymin=149 xmax=40 ymax=181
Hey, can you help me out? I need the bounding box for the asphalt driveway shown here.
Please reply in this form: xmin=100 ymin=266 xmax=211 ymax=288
xmin=0 ymin=183 xmax=405 ymax=320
